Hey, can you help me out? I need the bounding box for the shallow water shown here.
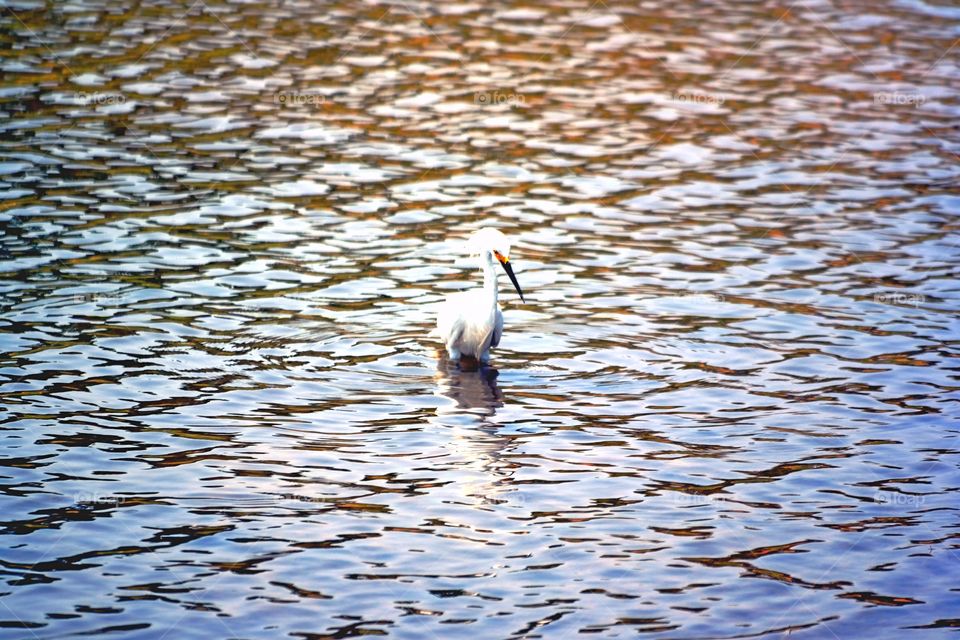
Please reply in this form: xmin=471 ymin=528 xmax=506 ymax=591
xmin=1 ymin=0 xmax=959 ymax=638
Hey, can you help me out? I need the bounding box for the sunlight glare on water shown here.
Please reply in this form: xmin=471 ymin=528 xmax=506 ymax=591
xmin=1 ymin=0 xmax=959 ymax=638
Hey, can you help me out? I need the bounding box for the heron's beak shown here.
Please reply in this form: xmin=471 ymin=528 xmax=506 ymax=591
xmin=494 ymin=252 xmax=525 ymax=302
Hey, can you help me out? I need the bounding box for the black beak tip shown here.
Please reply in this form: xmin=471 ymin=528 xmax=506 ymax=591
xmin=500 ymin=259 xmax=525 ymax=303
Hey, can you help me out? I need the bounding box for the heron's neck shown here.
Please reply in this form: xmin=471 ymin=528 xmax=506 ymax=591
xmin=481 ymin=252 xmax=499 ymax=303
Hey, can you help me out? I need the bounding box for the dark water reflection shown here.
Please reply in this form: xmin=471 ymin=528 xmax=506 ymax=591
xmin=2 ymin=0 xmax=960 ymax=637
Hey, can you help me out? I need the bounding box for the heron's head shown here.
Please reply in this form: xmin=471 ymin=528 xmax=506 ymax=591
xmin=466 ymin=227 xmax=524 ymax=302
xmin=468 ymin=227 xmax=512 ymax=260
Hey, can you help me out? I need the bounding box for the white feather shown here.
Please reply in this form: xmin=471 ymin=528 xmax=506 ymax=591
xmin=431 ymin=228 xmax=521 ymax=362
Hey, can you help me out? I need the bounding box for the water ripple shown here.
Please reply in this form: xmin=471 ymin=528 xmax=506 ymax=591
xmin=1 ymin=0 xmax=959 ymax=638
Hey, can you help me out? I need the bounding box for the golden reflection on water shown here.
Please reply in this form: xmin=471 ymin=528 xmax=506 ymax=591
xmin=0 ymin=0 xmax=958 ymax=637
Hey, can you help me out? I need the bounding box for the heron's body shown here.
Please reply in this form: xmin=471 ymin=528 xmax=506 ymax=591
xmin=432 ymin=228 xmax=524 ymax=363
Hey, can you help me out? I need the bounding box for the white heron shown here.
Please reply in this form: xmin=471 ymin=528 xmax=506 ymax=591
xmin=431 ymin=227 xmax=525 ymax=363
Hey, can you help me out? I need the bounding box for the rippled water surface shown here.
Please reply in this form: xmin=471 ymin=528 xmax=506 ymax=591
xmin=2 ymin=0 xmax=960 ymax=637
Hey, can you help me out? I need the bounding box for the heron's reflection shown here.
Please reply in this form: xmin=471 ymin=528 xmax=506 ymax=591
xmin=435 ymin=357 xmax=504 ymax=417
xmin=432 ymin=357 xmax=517 ymax=505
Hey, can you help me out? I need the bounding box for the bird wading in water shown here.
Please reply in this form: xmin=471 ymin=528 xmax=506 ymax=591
xmin=431 ymin=228 xmax=525 ymax=364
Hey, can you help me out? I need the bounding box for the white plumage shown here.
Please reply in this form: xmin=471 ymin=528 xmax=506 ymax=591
xmin=431 ymin=228 xmax=525 ymax=363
